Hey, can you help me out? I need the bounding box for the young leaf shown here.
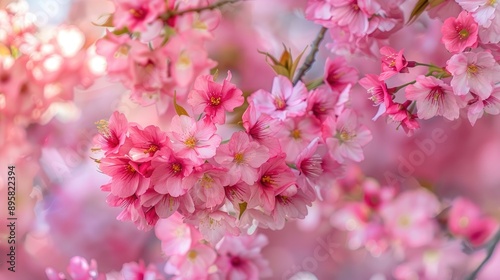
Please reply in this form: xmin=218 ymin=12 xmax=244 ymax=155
xmin=173 ymin=91 xmax=189 ymax=116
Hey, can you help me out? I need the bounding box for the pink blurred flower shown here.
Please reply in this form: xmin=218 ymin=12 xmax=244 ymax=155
xmin=379 ymin=46 xmax=410 ymax=81
xmin=324 ymin=56 xmax=358 ymax=92
xmin=167 ymin=115 xmax=221 ymax=164
xmin=441 ymin=11 xmax=479 ymax=53
xmin=187 ymin=211 xmax=239 ymax=245
xmin=446 ymin=51 xmax=500 ymax=99
xmin=467 ymin=85 xmax=500 ymax=125
xmin=187 ymin=71 xmax=244 ymax=124
xmin=165 ymin=243 xmax=217 ymax=279
xmin=121 ymin=260 xmax=165 ymax=280
xmin=46 ymin=256 xmax=105 ymax=280
xmin=405 ymin=75 xmax=462 ymax=120
xmin=214 ymin=131 xmax=270 ymax=185
xmin=380 ymin=189 xmax=440 ymax=247
xmin=112 ymin=0 xmax=166 ymax=32
xmin=215 ymin=234 xmax=272 ymax=279
xmin=248 ymin=75 xmax=308 ymax=121
xmin=448 ymin=197 xmax=498 ymax=246
xmin=155 ymin=213 xmax=193 ymax=256
xmin=322 ymin=109 xmax=372 ymax=163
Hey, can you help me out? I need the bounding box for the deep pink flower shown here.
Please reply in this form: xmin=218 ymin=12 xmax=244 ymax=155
xmin=187 ymin=71 xmax=244 ymax=124
xmin=99 ymin=157 xmax=151 ymax=198
xmin=150 ymin=148 xmax=195 ymax=197
xmin=127 ymin=124 xmax=169 ymax=161
xmin=324 ymin=56 xmax=358 ymax=92
xmin=214 ymin=131 xmax=270 ymax=185
xmin=112 ymin=0 xmax=166 ymax=32
xmin=322 ymin=109 xmax=372 ymax=163
xmin=94 ymin=111 xmax=129 ymax=155
xmin=405 ymin=75 xmax=462 ymax=120
xmin=386 ymin=102 xmax=421 ymax=136
xmin=242 ymin=102 xmax=282 ymax=157
xmin=446 ymin=51 xmax=500 ymax=99
xmin=248 ymin=75 xmax=308 ymax=120
xmin=121 ymin=260 xmax=165 ymax=280
xmin=306 ymin=84 xmax=347 ymax=122
xmin=379 ymin=46 xmax=410 ymax=80
xmin=167 ymin=115 xmax=221 ymax=165
xmin=359 ymin=74 xmax=394 ymax=120
xmin=441 ymin=11 xmax=479 ymax=53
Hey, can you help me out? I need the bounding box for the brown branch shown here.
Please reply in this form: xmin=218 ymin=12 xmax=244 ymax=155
xmin=292 ymin=27 xmax=327 ymax=86
xmin=161 ymin=0 xmax=242 ymax=20
xmin=466 ymin=230 xmax=500 ymax=280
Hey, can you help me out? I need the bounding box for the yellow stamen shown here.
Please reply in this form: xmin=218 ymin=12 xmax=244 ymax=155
xmin=210 ymin=96 xmax=221 ymax=106
xmin=184 ymin=137 xmax=197 ymax=148
xmin=172 ymin=163 xmax=182 ymax=173
xmin=234 ymin=153 xmax=244 ymax=164
xmin=290 ymin=129 xmax=301 ymax=140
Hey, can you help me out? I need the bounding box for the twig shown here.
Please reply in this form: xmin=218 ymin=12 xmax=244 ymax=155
xmin=292 ymin=27 xmax=327 ymax=85
xmin=161 ymin=0 xmax=241 ymax=20
xmin=466 ymin=230 xmax=500 ymax=280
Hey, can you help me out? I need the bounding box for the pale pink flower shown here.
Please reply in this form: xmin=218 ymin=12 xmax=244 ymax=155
xmin=105 ymin=191 xmax=146 ymax=229
xmin=276 ymin=116 xmax=321 ymax=162
xmin=479 ymin=8 xmax=500 ymax=43
xmin=242 ymin=102 xmax=282 ymax=157
xmin=266 ymin=187 xmax=312 ymax=230
xmin=380 ymin=189 xmax=440 ymax=247
xmin=248 ymin=75 xmax=308 ymax=121
xmin=215 ymin=234 xmax=272 ymax=280
xmin=468 ymin=85 xmax=500 ymax=125
xmin=165 ymin=243 xmax=217 ymax=279
xmin=99 ymin=157 xmax=151 ymax=198
xmin=405 ymin=75 xmax=463 ymax=120
xmin=379 ymin=46 xmax=410 ymax=80
xmin=189 ymin=164 xmax=228 ymax=208
xmin=456 ymin=0 xmax=498 ymax=27
xmin=448 ymin=197 xmax=498 ymax=246
xmin=295 ymin=137 xmax=323 ymax=181
xmin=446 ymin=51 xmax=500 ymax=99
xmin=150 ymin=148 xmax=195 ymax=197
xmin=187 ymin=71 xmax=244 ymax=124
xmin=187 ymin=211 xmax=240 ymax=245
xmin=306 ymin=84 xmax=348 ymax=122
xmin=324 ymin=56 xmax=358 ymax=92
xmin=141 ymin=190 xmax=195 ymax=220
xmin=214 ymin=131 xmax=270 ymax=185
xmin=112 ymin=0 xmax=166 ymax=32
xmin=121 ymin=260 xmax=165 ymax=280
xmin=248 ymin=153 xmax=296 ymax=212
xmin=441 ymin=11 xmax=479 ymax=53
xmin=94 ymin=111 xmax=129 ymax=155
xmin=167 ymin=115 xmax=221 ymax=165
xmin=322 ymin=109 xmax=372 ymax=163
xmin=155 ymin=213 xmax=193 ymax=256
xmin=46 ymin=256 xmax=104 ymax=280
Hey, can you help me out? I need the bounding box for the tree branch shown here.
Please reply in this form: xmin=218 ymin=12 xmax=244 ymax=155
xmin=292 ymin=27 xmax=327 ymax=86
xmin=466 ymin=230 xmax=500 ymax=280
xmin=161 ymin=0 xmax=242 ymax=20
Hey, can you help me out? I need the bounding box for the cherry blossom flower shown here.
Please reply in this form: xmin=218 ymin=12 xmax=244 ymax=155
xmin=324 ymin=56 xmax=358 ymax=92
xmin=276 ymin=116 xmax=321 ymax=162
xmin=150 ymin=148 xmax=195 ymax=197
xmin=322 ymin=109 xmax=372 ymax=163
xmin=46 ymin=256 xmax=104 ymax=280
xmin=112 ymin=0 xmax=166 ymax=32
xmin=187 ymin=210 xmax=240 ymax=245
xmin=214 ymin=131 xmax=270 ymax=185
xmin=248 ymin=75 xmax=308 ymax=121
xmin=127 ymin=124 xmax=169 ymax=161
xmin=405 ymin=75 xmax=463 ymax=120
xmin=378 ymin=46 xmax=410 ymax=80
xmin=359 ymin=74 xmax=394 ymax=120
xmin=306 ymin=84 xmax=348 ymax=122
xmin=99 ymin=157 xmax=151 ymax=198
xmin=121 ymin=260 xmax=165 ymax=280
xmin=455 ymin=0 xmax=498 ymax=27
xmin=446 ymin=51 xmax=500 ymax=99
xmin=165 ymin=243 xmax=217 ymax=279
xmin=467 ymin=85 xmax=500 ymax=125
xmin=441 ymin=11 xmax=479 ymax=53
xmin=242 ymin=102 xmax=282 ymax=157
xmin=189 ymin=164 xmax=228 ymax=208
xmin=187 ymin=71 xmax=244 ymax=124
xmin=155 ymin=213 xmax=193 ymax=256
xmin=94 ymin=111 xmax=129 ymax=155
xmin=167 ymin=115 xmax=221 ymax=165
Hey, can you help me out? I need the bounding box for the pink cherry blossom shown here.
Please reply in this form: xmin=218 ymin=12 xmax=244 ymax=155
xmin=46 ymin=256 xmax=104 ymax=280
xmin=112 ymin=0 xmax=166 ymax=32
xmin=99 ymin=157 xmax=151 ymax=198
xmin=189 ymin=164 xmax=228 ymax=208
xmin=405 ymin=75 xmax=463 ymax=120
xmin=324 ymin=56 xmax=358 ymax=92
xmin=306 ymin=84 xmax=347 ymax=122
xmin=155 ymin=213 xmax=193 ymax=256
xmin=94 ymin=111 xmax=129 ymax=155
xmin=441 ymin=11 xmax=479 ymax=53
xmin=150 ymin=148 xmax=195 ymax=197
xmin=455 ymin=0 xmax=498 ymax=27
xmin=164 ymin=243 xmax=217 ymax=279
xmin=359 ymin=74 xmax=394 ymax=120
xmin=322 ymin=109 xmax=372 ymax=163
xmin=446 ymin=51 xmax=500 ymax=99
xmin=378 ymin=46 xmax=410 ymax=81
xmin=248 ymin=75 xmax=308 ymax=121
xmin=141 ymin=190 xmax=195 ymax=221
xmin=187 ymin=71 xmax=244 ymax=124
xmin=127 ymin=124 xmax=169 ymax=161
xmin=242 ymin=102 xmax=282 ymax=157
xmin=276 ymin=115 xmax=322 ymax=162
xmin=167 ymin=115 xmax=221 ymax=165
xmin=468 ymin=84 xmax=500 ymax=125
xmin=187 ymin=210 xmax=240 ymax=245
xmin=214 ymin=131 xmax=270 ymax=185
xmin=120 ymin=260 xmax=165 ymax=280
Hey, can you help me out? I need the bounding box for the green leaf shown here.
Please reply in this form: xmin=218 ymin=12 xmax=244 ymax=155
xmin=238 ymin=202 xmax=247 ymax=219
xmin=289 ymin=47 xmax=307 ymax=80
xmin=173 ymin=91 xmax=189 ymax=116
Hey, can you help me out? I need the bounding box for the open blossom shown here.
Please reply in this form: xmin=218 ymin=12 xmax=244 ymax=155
xmin=441 ymin=11 xmax=479 ymax=53
xmin=242 ymin=102 xmax=282 ymax=157
xmin=276 ymin=116 xmax=321 ymax=162
xmin=448 ymin=197 xmax=498 ymax=246
xmin=322 ymin=109 xmax=372 ymax=163
xmin=405 ymin=75 xmax=462 ymax=120
xmin=165 ymin=243 xmax=217 ymax=279
xmin=455 ymin=0 xmax=498 ymax=27
xmin=359 ymin=74 xmax=394 ymax=120
xmin=214 ymin=131 xmax=270 ymax=185
xmin=379 ymin=46 xmax=410 ymax=81
xmin=187 ymin=71 xmax=244 ymax=124
xmin=112 ymin=0 xmax=166 ymax=32
xmin=248 ymin=75 xmax=308 ymax=120
xmin=307 ymin=85 xmax=346 ymax=122
xmin=324 ymin=56 xmax=358 ymax=92
xmin=121 ymin=261 xmax=165 ymax=280
xmin=150 ymin=148 xmax=195 ymax=197
xmin=99 ymin=157 xmax=151 ymax=198
xmin=167 ymin=115 xmax=221 ymax=164
xmin=46 ymin=256 xmax=104 ymax=280
xmin=188 ymin=211 xmax=240 ymax=245
xmin=446 ymin=51 xmax=500 ymax=99
xmin=94 ymin=111 xmax=129 ymax=155
xmin=127 ymin=124 xmax=169 ymax=161
xmin=468 ymin=84 xmax=500 ymax=125
xmin=155 ymin=213 xmax=193 ymax=256
xmin=189 ymin=164 xmax=228 ymax=208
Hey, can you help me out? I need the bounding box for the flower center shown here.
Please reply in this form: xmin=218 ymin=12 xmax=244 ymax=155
xmin=338 ymin=130 xmax=354 ymax=142
xmin=201 ymin=174 xmax=214 ymax=188
xmin=114 ymin=45 xmax=130 ymax=58
xmin=234 ymin=153 xmax=245 ymax=164
xmin=210 ymin=96 xmax=221 ymax=106
xmin=459 ymin=217 xmax=469 ymax=228
xmin=187 ymin=250 xmax=197 ymax=260
xmin=144 ymin=144 xmax=159 ymax=155
xmin=261 ymin=175 xmax=274 ymax=186
xmin=95 ymin=119 xmax=110 ymax=137
xmin=398 ymin=215 xmax=411 ymax=227
xmin=184 ymin=137 xmax=197 ymax=148
xmin=274 ymin=97 xmax=286 ymax=110
xmin=290 ymin=129 xmax=301 ymax=140
xmin=125 ymin=164 xmax=135 ymax=173
xmin=129 ymin=8 xmax=145 ymax=19
xmin=458 ymin=29 xmax=469 ymax=39
xmin=171 ymin=163 xmax=182 ymax=173
xmin=467 ymin=64 xmax=479 ymax=74
xmin=488 ymin=0 xmax=496 ymax=6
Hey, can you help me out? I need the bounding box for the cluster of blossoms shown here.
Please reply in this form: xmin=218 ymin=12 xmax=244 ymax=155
xmin=305 ymin=0 xmax=406 ymax=56
xmin=0 ymin=1 xmax=102 ymax=153
xmin=95 ymin=0 xmax=227 ymax=112
xmin=322 ymin=169 xmax=499 ymax=279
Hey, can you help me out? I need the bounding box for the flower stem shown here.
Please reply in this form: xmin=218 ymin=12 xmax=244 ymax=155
xmin=466 ymin=230 xmax=500 ymax=280
xmin=414 ymin=62 xmax=436 ymax=68
xmin=161 ymin=0 xmax=242 ymax=20
xmin=394 ymin=80 xmax=416 ymax=92
xmin=292 ymin=27 xmax=328 ymax=86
